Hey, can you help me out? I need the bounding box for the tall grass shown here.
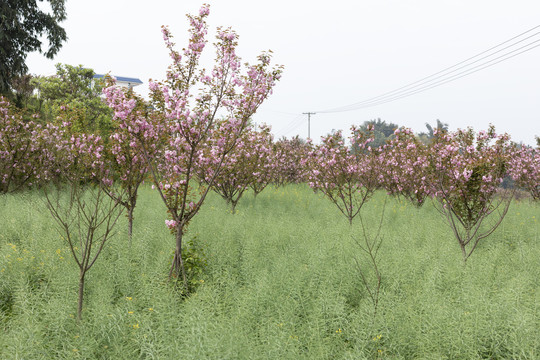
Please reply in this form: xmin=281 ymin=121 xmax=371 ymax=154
xmin=1 ymin=185 xmax=539 ymax=358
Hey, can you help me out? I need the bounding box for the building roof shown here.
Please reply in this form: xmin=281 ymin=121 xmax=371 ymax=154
xmin=93 ymin=74 xmax=143 ymax=85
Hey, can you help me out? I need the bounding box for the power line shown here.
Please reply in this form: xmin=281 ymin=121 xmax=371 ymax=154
xmin=284 ymin=117 xmax=308 ymax=136
xmin=318 ymin=25 xmax=540 ymax=113
xmin=264 ymin=109 xmax=301 ymax=116
xmin=331 ymin=40 xmax=540 ymax=111
xmin=333 ymin=34 xmax=540 ymax=110
xmin=317 ymin=24 xmax=540 ymax=113
xmin=274 ymin=114 xmax=305 ymax=137
xmin=275 ymin=119 xmax=303 ymax=137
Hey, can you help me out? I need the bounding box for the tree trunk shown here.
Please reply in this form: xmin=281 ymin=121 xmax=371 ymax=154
xmin=127 ymin=206 xmax=134 ymax=246
xmin=77 ymin=270 xmax=85 ymax=322
xmin=170 ymin=227 xmax=188 ymax=291
xmin=461 ymin=229 xmax=471 ymax=263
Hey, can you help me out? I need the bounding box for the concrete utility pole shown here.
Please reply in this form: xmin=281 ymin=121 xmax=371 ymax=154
xmin=302 ymin=112 xmax=316 ymax=139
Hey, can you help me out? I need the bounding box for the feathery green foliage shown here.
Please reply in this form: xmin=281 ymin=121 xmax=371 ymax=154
xmin=0 ymin=185 xmax=539 ymax=358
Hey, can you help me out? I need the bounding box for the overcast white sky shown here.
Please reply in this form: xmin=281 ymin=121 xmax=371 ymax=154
xmin=26 ymin=0 xmax=540 ymax=145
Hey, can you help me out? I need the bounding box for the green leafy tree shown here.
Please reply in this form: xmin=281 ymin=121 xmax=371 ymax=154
xmin=11 ymin=74 xmax=36 ymax=109
xmin=33 ymin=64 xmax=113 ymax=135
xmin=354 ymin=118 xmax=399 ymax=150
xmin=0 ymin=0 xmax=67 ymax=95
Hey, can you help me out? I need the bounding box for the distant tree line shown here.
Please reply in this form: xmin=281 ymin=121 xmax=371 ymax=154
xmin=347 ymin=118 xmax=450 ymax=149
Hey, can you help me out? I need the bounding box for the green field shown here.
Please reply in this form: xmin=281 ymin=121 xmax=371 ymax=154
xmin=1 ymin=185 xmax=539 ymax=359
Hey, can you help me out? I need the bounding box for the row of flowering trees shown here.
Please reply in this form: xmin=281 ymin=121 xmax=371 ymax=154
xmin=304 ymin=125 xmax=539 ymax=261
xmin=3 ymin=90 xmax=539 ymax=243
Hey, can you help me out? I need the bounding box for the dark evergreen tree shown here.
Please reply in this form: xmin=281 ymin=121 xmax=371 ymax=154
xmin=0 ymin=0 xmax=67 ymax=95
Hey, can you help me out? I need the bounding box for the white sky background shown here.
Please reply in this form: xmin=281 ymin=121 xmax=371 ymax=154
xmin=26 ymin=0 xmax=540 ymax=145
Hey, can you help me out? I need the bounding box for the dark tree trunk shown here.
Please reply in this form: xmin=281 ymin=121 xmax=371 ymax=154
xmin=170 ymin=227 xmax=188 ymax=291
xmin=77 ymin=270 xmax=85 ymax=322
xmin=127 ymin=206 xmax=134 ymax=246
xmin=461 ymin=244 xmax=468 ymax=262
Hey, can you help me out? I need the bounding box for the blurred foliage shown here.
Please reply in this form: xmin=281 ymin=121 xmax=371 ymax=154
xmin=32 ymin=64 xmax=113 ymax=136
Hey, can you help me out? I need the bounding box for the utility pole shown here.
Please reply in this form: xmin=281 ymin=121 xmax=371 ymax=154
xmin=302 ymin=112 xmax=316 ymax=139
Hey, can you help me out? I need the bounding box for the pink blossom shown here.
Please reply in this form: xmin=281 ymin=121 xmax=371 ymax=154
xmin=165 ymin=219 xmax=177 ymax=229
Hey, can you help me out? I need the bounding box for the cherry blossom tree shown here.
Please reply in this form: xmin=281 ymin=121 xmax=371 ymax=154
xmin=208 ymin=125 xmax=274 ymax=211
xmin=303 ymin=125 xmax=384 ymax=320
xmin=509 ymin=143 xmax=540 ymax=201
xmin=304 ymin=126 xmax=381 ymax=225
xmin=247 ymin=124 xmax=275 ymax=198
xmin=0 ymin=96 xmax=41 ymax=194
xmin=379 ymin=127 xmax=431 ymax=207
xmin=272 ymin=135 xmax=310 ymax=187
xmin=204 ymin=123 xmax=254 ymax=212
xmin=42 ymin=115 xmax=126 ymax=321
xmin=427 ymin=126 xmax=518 ymax=261
xmin=105 ymin=5 xmax=282 ymax=289
xmin=102 ymin=87 xmax=159 ymax=243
